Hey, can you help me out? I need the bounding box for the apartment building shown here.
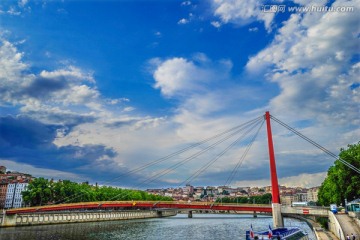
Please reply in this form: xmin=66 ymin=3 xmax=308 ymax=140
xmin=5 ymin=182 xmax=29 ymax=208
xmin=0 ymin=166 xmax=33 ymax=209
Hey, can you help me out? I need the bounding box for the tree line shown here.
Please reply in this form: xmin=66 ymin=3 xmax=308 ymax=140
xmin=215 ymin=193 xmax=272 ymax=204
xmin=22 ymin=178 xmax=172 ymax=206
xmin=318 ymin=142 xmax=360 ymax=206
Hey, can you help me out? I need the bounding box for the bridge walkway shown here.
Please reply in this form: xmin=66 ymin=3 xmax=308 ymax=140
xmin=316 ymin=229 xmax=338 ymax=240
xmin=336 ymin=214 xmax=360 ymax=238
xmin=309 ymin=218 xmax=338 ymax=240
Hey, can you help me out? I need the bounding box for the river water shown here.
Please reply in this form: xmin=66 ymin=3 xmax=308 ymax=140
xmin=0 ymin=214 xmax=316 ymax=240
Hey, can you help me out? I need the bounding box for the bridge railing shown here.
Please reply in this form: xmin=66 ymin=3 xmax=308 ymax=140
xmin=281 ymin=205 xmax=328 ymax=216
xmin=5 ymin=201 xmax=272 ymax=215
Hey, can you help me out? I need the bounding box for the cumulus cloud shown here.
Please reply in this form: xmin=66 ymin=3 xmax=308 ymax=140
xmin=39 ymin=66 xmax=94 ymax=83
xmin=147 ymin=0 xmax=360 ymax=185
xmin=246 ymin=0 xmax=360 ymax=127
xmin=0 ymin=36 xmax=187 ymax=186
xmin=0 ymin=0 xmax=30 ymax=15
xmin=181 ymin=1 xmax=192 ymax=6
xmin=211 ymin=0 xmax=275 ymax=31
xmin=0 ymin=115 xmax=116 ymax=171
xmin=1 ymin=0 xmax=358 ymax=188
xmin=0 ymin=39 xmax=102 ymax=125
xmin=234 ymin=172 xmax=327 ymax=188
xmin=2 ymin=159 xmax=83 ymax=181
xmin=153 ymin=57 xmax=204 ymax=97
xmin=152 ymin=55 xmax=232 ymax=98
xmin=211 ymin=21 xmax=222 ymax=28
xmin=18 ymin=0 xmax=29 ymax=8
xmin=178 ymin=18 xmax=189 ymax=24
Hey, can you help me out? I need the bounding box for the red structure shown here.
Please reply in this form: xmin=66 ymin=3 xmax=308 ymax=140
xmin=6 ymin=113 xmax=282 ymax=226
xmin=265 ymin=111 xmax=280 ymax=204
xmin=5 ymin=201 xmax=272 ymax=215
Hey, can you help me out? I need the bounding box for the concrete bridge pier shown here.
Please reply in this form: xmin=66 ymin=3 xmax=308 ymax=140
xmin=272 ymin=203 xmax=284 ymax=228
xmin=156 ymin=211 xmax=163 ymax=218
xmin=253 ymin=211 xmax=257 ymax=218
xmin=188 ymin=211 xmax=193 ymax=218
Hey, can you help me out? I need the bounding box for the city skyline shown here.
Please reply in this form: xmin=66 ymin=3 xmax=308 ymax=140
xmin=0 ymin=0 xmax=359 ymax=189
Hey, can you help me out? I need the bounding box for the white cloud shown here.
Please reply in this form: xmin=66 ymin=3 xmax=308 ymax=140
xmin=211 ymin=21 xmax=221 ymax=28
xmin=123 ymin=107 xmax=135 ymax=112
xmin=1 ymin=0 xmax=359 ymax=188
xmin=246 ymin=0 xmax=360 ymax=127
xmin=211 ymin=0 xmax=275 ymax=31
xmin=150 ymin=54 xmax=269 ymax=145
xmin=0 ymin=39 xmax=34 ymax=106
xmin=181 ymin=1 xmax=192 ymax=6
xmin=0 ymin=0 xmax=30 ymax=15
xmin=105 ymin=98 xmax=130 ymax=105
xmin=18 ymin=0 xmax=29 ymax=8
xmin=1 ymin=159 xmax=84 ymax=181
xmin=233 ymin=172 xmax=327 ymax=188
xmin=152 ymin=55 xmax=232 ymax=98
xmin=248 ymin=27 xmax=258 ymax=32
xmin=62 ymin=85 xmax=99 ymax=105
xmin=0 ymin=40 xmax=28 ymax=80
xmin=40 ymin=66 xmax=95 ymax=83
xmin=178 ymin=18 xmax=189 ymax=24
xmin=153 ymin=57 xmax=201 ymax=97
xmin=6 ymin=7 xmax=21 ymax=16
xmin=0 ymin=38 xmax=106 ymax=118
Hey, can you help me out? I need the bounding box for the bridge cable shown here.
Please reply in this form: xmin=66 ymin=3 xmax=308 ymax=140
xmin=178 ymin=118 xmax=264 ymax=187
xmin=270 ymin=115 xmax=360 ymax=174
xmin=108 ymin=117 xmax=263 ymax=200
xmin=224 ymin=118 xmax=265 ymax=187
xmin=107 ymin=115 xmax=265 ymax=184
xmin=59 ymin=115 xmax=263 ymax=203
xmin=108 ymin=117 xmax=264 ymax=201
xmin=138 ymin=117 xmax=265 ymax=188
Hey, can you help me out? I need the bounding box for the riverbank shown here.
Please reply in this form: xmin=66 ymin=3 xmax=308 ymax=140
xmin=0 ymin=210 xmax=177 ymax=227
xmin=284 ymin=214 xmax=337 ymax=240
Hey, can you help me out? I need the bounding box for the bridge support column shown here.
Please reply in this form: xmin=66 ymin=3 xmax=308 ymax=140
xmin=265 ymin=111 xmax=284 ymax=228
xmin=253 ymin=211 xmax=257 ymax=218
xmin=156 ymin=211 xmax=163 ymax=218
xmin=188 ymin=211 xmax=193 ymax=218
xmin=272 ymin=203 xmax=284 ymax=228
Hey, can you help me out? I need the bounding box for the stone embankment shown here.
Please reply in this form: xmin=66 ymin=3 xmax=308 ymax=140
xmin=335 ymin=213 xmax=360 ymax=239
xmin=0 ymin=210 xmax=177 ymax=227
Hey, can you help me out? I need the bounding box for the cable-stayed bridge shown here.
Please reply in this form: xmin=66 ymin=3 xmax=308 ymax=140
xmin=1 ymin=112 xmax=359 ymax=228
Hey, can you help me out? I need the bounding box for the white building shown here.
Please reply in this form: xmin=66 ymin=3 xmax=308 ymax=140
xmin=5 ymin=183 xmax=28 ymax=208
xmin=307 ymin=187 xmax=319 ymax=203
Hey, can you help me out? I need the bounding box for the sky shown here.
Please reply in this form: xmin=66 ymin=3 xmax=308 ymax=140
xmin=0 ymin=0 xmax=359 ymax=189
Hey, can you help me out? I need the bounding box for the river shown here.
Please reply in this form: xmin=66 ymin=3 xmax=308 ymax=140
xmin=0 ymin=214 xmax=316 ymax=240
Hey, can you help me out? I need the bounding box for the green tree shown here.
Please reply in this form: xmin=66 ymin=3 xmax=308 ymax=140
xmin=23 ymin=178 xmax=173 ymax=207
xmin=22 ymin=177 xmax=52 ymax=206
xmin=318 ymin=142 xmax=360 ymax=206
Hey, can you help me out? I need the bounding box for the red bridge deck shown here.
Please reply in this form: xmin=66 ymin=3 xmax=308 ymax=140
xmin=5 ymin=201 xmax=272 ymax=215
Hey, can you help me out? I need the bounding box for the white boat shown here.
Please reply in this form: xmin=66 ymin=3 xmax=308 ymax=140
xmin=246 ymin=226 xmax=309 ymax=240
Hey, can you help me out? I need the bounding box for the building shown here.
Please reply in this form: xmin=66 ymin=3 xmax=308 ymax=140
xmin=0 ymin=183 xmax=8 ymax=208
xmin=294 ymin=192 xmax=308 ymax=202
xmin=346 ymin=199 xmax=360 ymax=212
xmin=0 ymin=167 xmax=33 ymax=209
xmin=281 ymin=194 xmax=295 ymax=205
xmin=307 ymin=187 xmax=319 ymax=203
xmin=5 ymin=182 xmax=28 ymax=208
xmin=0 ymin=166 xmax=6 ymax=174
xmin=182 ymin=184 xmax=194 ymax=196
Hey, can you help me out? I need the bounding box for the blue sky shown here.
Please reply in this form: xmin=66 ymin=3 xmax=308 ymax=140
xmin=0 ymin=0 xmax=359 ymax=188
